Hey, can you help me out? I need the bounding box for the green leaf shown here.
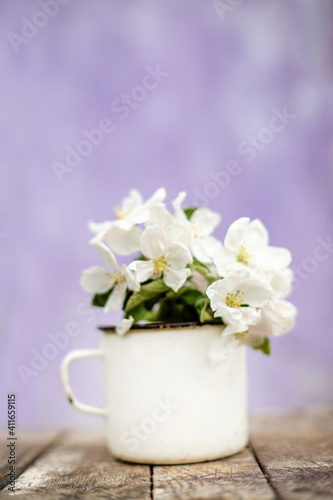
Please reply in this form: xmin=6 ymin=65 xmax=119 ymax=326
xmin=179 ymin=288 xmax=205 ymax=306
xmin=184 ymin=207 xmax=198 ymax=220
xmin=124 ymin=280 xmax=169 ymax=313
xmin=195 ymin=298 xmax=214 ymax=323
xmin=147 ymin=297 xmax=196 ymax=323
xmin=92 ymin=288 xmax=113 ymax=308
xmin=126 ymin=303 xmax=150 ymax=323
xmin=253 ymin=337 xmax=271 ymax=355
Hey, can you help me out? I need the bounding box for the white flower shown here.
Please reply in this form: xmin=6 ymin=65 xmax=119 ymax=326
xmin=80 ymin=241 xmax=139 ymax=312
xmin=129 ymin=224 xmax=193 ymax=292
xmin=261 ymin=267 xmax=294 ymax=299
xmin=172 ymin=191 xmax=221 ymax=263
xmin=213 ymin=217 xmax=291 ymax=275
xmin=206 ymin=269 xmax=273 ymax=336
xmin=116 ymin=316 xmax=134 ymax=336
xmin=247 ymin=299 xmax=298 ymax=340
xmin=113 ymin=188 xmax=166 ymax=230
xmin=88 ymin=188 xmax=166 ymax=255
xmin=90 ymin=188 xmax=166 ymax=232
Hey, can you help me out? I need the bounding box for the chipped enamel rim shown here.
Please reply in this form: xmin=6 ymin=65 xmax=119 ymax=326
xmin=98 ymin=321 xmax=224 ymax=333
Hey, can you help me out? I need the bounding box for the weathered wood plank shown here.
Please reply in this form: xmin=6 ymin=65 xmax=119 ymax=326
xmin=250 ymin=406 xmax=333 ymax=500
xmin=0 ymin=430 xmax=61 ymax=492
xmin=153 ymin=447 xmax=275 ymax=500
xmin=0 ymin=432 xmax=151 ymax=499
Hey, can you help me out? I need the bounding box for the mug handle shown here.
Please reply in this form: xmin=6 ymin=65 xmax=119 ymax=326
xmin=60 ymin=349 xmax=107 ymax=417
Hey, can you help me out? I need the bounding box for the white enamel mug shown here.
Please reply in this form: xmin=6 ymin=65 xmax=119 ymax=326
xmin=60 ymin=323 xmax=249 ymax=464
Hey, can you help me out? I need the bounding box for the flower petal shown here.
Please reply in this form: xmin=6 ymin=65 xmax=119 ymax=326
xmin=190 ymin=208 xmax=221 ymax=237
xmin=240 ymin=306 xmax=261 ymax=326
xmin=213 ymin=245 xmax=240 ymax=275
xmin=263 ymin=267 xmax=293 ymax=299
xmin=165 ymin=222 xmax=192 ymax=248
xmin=164 ymin=242 xmax=193 ymax=269
xmin=121 ymin=189 xmax=143 ymax=212
xmin=213 ymin=304 xmax=244 ymax=325
xmin=206 ymin=270 xmax=272 ymax=310
xmin=90 ymin=238 xmax=118 ymax=269
xmin=145 ymin=187 xmax=167 ymax=206
xmin=128 ymin=260 xmax=156 ymax=283
xmin=206 ymin=274 xmax=243 ymax=307
xmin=224 ymin=217 xmax=268 ymax=251
xmin=116 ymin=316 xmax=134 ymax=336
xmin=223 ymin=322 xmax=249 ymax=336
xmin=241 ymin=277 xmax=273 ymax=306
xmin=206 ymin=279 xmax=227 ymax=311
xmin=257 ymin=246 xmax=292 ymax=269
xmin=192 ymin=236 xmax=222 ymax=265
xmin=257 ymin=299 xmax=298 ymax=336
xmin=146 ymin=205 xmax=174 ymax=228
xmin=105 ymin=226 xmax=142 ymax=255
xmin=120 ymin=188 xmax=168 ymax=228
xmin=122 ymin=264 xmax=140 ymax=292
xmin=172 ymin=191 xmax=187 ymax=219
xmin=88 ymin=220 xmax=112 ymax=235
xmin=80 ymin=266 xmax=114 ymax=293
xmin=164 ymin=267 xmax=191 ymax=292
xmin=104 ymin=281 xmax=127 ymax=311
xmin=140 ymin=225 xmax=166 ymax=259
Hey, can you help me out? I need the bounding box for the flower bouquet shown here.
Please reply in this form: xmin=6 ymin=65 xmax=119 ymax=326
xmin=61 ymin=187 xmax=298 ymax=464
xmin=80 ymin=187 xmax=297 ymax=361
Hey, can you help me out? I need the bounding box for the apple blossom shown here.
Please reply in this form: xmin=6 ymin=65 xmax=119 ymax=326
xmin=172 ymin=191 xmax=222 ymax=263
xmin=206 ymin=269 xmax=273 ymax=336
xmin=80 ymin=240 xmax=139 ymax=312
xmin=81 ymin=187 xmax=297 ymax=356
xmin=129 ymin=224 xmax=193 ymax=292
xmin=88 ymin=188 xmax=166 ymax=255
xmin=246 ymin=299 xmax=298 ymax=340
xmin=262 ymin=267 xmax=294 ymax=299
xmin=213 ymin=217 xmax=291 ymax=275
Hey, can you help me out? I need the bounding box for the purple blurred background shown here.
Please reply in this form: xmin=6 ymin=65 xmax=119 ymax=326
xmin=1 ymin=0 xmax=333 ymax=429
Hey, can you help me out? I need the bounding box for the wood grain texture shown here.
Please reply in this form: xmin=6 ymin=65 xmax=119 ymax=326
xmin=0 ymin=432 xmax=151 ymax=499
xmin=153 ymin=447 xmax=275 ymax=500
xmin=250 ymin=406 xmax=333 ymax=500
xmin=1 ymin=407 xmax=332 ymax=499
xmin=0 ymin=430 xmax=60 ymax=491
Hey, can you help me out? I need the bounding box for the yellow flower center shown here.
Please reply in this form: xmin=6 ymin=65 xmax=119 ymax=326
xmin=153 ymin=257 xmax=167 ymax=274
xmin=108 ymin=272 xmax=124 ymax=287
xmin=192 ymin=225 xmax=202 ymax=238
xmin=114 ymin=273 xmax=124 ymax=284
xmin=225 ymin=290 xmax=244 ymax=308
xmin=114 ymin=204 xmax=131 ymax=220
xmin=237 ymin=244 xmax=250 ymax=265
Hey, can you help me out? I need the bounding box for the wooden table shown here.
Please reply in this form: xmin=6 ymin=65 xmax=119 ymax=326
xmin=1 ymin=407 xmax=332 ymax=499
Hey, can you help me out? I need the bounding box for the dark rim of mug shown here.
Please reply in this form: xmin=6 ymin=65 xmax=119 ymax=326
xmin=98 ymin=321 xmax=223 ymax=333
